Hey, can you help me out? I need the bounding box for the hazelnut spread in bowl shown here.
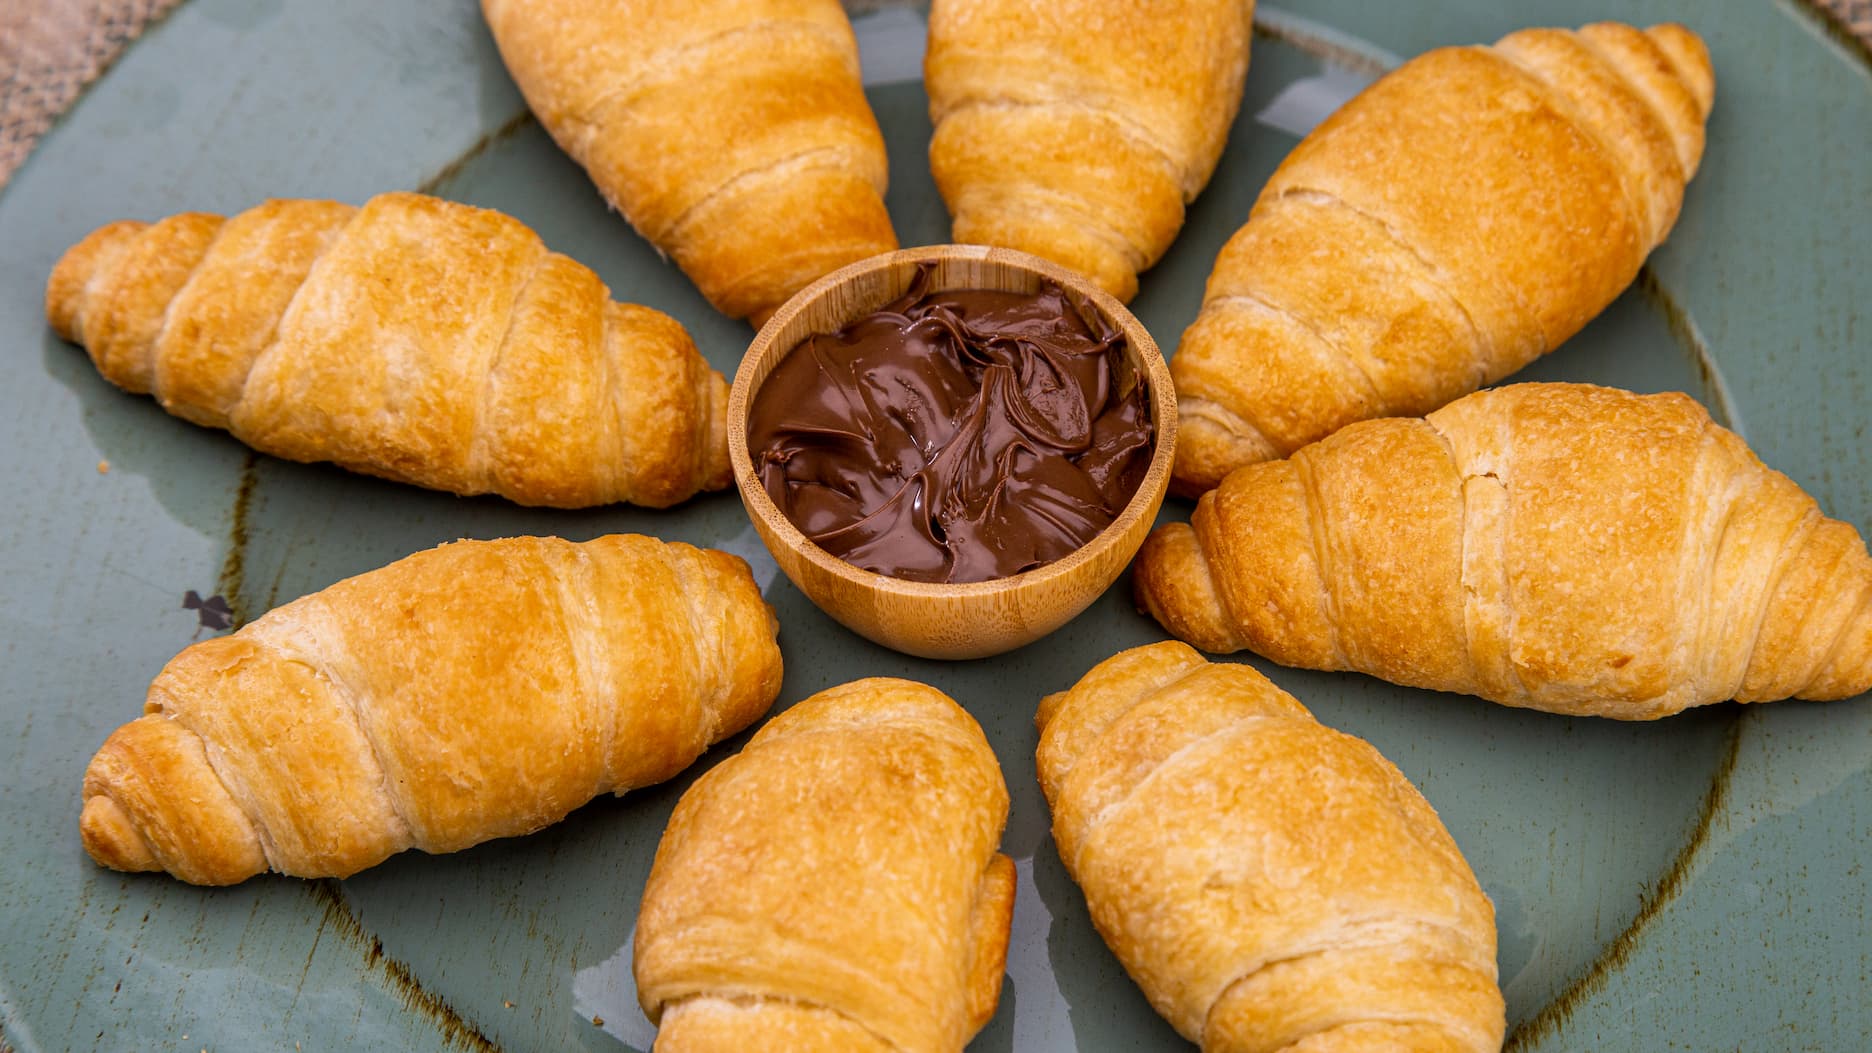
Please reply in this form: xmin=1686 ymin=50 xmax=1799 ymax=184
xmin=747 ymin=265 xmax=1154 ymax=584
xmin=729 ymin=244 xmax=1176 ymax=660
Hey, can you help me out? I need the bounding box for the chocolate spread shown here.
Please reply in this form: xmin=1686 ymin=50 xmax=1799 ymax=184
xmin=748 ymin=265 xmax=1154 ymax=584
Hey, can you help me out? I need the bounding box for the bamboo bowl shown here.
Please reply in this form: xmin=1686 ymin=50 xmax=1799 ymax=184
xmin=728 ymin=244 xmax=1178 ymax=660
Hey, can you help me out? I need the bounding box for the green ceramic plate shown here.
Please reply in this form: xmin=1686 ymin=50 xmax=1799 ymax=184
xmin=1 ymin=1 xmax=1866 ymax=1049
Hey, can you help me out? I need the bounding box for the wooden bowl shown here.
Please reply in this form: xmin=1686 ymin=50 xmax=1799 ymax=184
xmin=728 ymin=244 xmax=1178 ymax=660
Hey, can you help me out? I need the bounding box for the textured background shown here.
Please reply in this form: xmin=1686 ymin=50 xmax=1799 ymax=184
xmin=2 ymin=0 xmax=1870 ymax=193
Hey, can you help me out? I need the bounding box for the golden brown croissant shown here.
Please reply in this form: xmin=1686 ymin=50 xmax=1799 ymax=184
xmin=1037 ymin=642 xmax=1503 ymax=1052
xmin=1173 ymin=22 xmax=1715 ymax=492
xmin=482 ymin=0 xmax=898 ymax=324
xmin=45 ymin=192 xmax=730 ymax=508
xmin=1138 ymin=383 xmax=1872 ymax=719
xmin=635 ymin=678 xmax=1013 ymax=1053
xmin=925 ymin=0 xmax=1253 ymax=302
xmin=80 ymin=534 xmax=783 ymax=885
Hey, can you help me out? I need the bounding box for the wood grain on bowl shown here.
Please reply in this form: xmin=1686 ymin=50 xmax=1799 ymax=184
xmin=729 ymin=245 xmax=1178 ymax=659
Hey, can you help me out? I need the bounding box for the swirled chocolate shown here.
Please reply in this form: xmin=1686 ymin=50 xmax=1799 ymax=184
xmin=749 ymin=265 xmax=1154 ymax=584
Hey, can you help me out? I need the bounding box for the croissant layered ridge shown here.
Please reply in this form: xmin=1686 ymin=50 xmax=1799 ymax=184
xmin=482 ymin=0 xmax=898 ymax=324
xmin=1173 ymin=22 xmax=1716 ymax=492
xmin=925 ymin=0 xmax=1254 ymax=302
xmin=1137 ymin=383 xmax=1872 ymax=719
xmin=79 ymin=535 xmax=783 ymax=885
xmin=634 ymin=678 xmax=1013 ymax=1053
xmin=1036 ymin=643 xmax=1504 ymax=1052
xmin=46 ymin=193 xmax=731 ymax=508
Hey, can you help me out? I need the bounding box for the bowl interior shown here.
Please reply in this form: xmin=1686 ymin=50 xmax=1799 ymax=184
xmin=729 ymin=244 xmax=1179 ymax=603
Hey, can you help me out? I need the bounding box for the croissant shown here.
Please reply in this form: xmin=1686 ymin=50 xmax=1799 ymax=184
xmin=1138 ymin=383 xmax=1872 ymax=719
xmin=1037 ymin=642 xmax=1503 ymax=1052
xmin=1173 ymin=22 xmax=1715 ymax=492
xmin=635 ymin=678 xmax=1013 ymax=1053
xmin=80 ymin=534 xmax=783 ymax=886
xmin=482 ymin=0 xmax=897 ymax=324
xmin=925 ymin=0 xmax=1253 ymax=302
xmin=45 ymin=192 xmax=730 ymax=508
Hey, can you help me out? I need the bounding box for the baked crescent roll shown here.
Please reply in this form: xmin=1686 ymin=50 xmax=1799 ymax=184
xmin=1173 ymin=22 xmax=1715 ymax=492
xmin=482 ymin=0 xmax=897 ymax=324
xmin=79 ymin=535 xmax=782 ymax=885
xmin=46 ymin=192 xmax=730 ymax=508
xmin=634 ymin=678 xmax=1013 ymax=1052
xmin=1137 ymin=383 xmax=1872 ymax=719
xmin=925 ymin=0 xmax=1253 ymax=302
xmin=1037 ymin=642 xmax=1503 ymax=1052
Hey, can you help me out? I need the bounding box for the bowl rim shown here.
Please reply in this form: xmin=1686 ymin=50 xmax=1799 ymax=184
xmin=727 ymin=243 xmax=1180 ymax=601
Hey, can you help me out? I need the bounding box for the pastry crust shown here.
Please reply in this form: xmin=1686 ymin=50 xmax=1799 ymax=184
xmin=634 ymin=678 xmax=1013 ymax=1053
xmin=925 ymin=0 xmax=1253 ymax=302
xmin=45 ymin=193 xmax=731 ymax=508
xmin=1036 ymin=642 xmax=1504 ymax=1053
xmin=1173 ymin=22 xmax=1716 ymax=492
xmin=79 ymin=535 xmax=783 ymax=885
xmin=1137 ymin=383 xmax=1872 ymax=718
xmin=482 ymin=0 xmax=898 ymax=324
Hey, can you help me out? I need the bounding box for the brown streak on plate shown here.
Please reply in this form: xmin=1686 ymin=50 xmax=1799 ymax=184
xmin=263 ymin=557 xmax=291 ymax=612
xmin=415 ymin=110 xmax=536 ymax=197
xmin=216 ymin=452 xmax=259 ymax=630
xmin=1251 ymin=13 xmax=1393 ymax=77
xmin=1503 ymin=710 xmax=1748 ymax=1052
xmin=1633 ymin=265 xmax=1741 ymax=433
xmin=307 ymin=880 xmax=504 ymax=1053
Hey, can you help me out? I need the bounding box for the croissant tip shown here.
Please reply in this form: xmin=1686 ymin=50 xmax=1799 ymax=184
xmin=46 ymin=219 xmax=144 ymax=343
xmin=1134 ymin=522 xmax=1250 ymax=655
xmin=1642 ymin=22 xmax=1716 ymax=113
xmin=80 ymin=794 xmax=160 ymax=875
xmin=1168 ymin=454 xmax=1226 ymax=500
xmin=1171 ymin=409 xmax=1281 ymax=498
xmin=1035 ymin=690 xmax=1070 ymax=733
